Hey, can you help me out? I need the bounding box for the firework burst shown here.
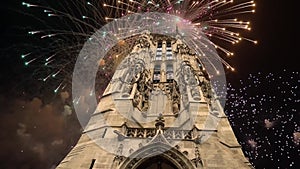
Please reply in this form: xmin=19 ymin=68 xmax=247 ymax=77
xmin=20 ymin=0 xmax=256 ymax=95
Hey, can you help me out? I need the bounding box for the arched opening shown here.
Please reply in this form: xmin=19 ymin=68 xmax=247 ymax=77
xmin=118 ymin=142 xmax=196 ymax=169
xmin=136 ymin=156 xmax=179 ymax=169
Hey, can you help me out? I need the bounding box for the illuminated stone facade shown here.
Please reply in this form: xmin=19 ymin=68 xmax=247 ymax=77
xmin=57 ymin=33 xmax=252 ymax=169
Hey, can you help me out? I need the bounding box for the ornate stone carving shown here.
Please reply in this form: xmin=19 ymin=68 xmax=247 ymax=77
xmin=201 ymin=79 xmax=212 ymax=99
xmin=129 ymin=148 xmax=134 ymax=154
xmin=171 ymin=81 xmax=181 ymax=115
xmin=191 ymin=145 xmax=203 ymax=168
xmin=117 ymin=144 xmax=124 ymax=156
xmin=132 ymin=69 xmax=151 ymax=111
xmin=137 ymin=129 xmax=145 ymax=138
xmin=122 ymin=83 xmax=132 ymax=97
xmin=191 ymin=86 xmax=201 ymax=100
xmin=146 ymin=129 xmax=156 ymax=138
xmin=112 ymin=155 xmax=125 ymax=168
xmin=127 ymin=128 xmax=136 ymax=137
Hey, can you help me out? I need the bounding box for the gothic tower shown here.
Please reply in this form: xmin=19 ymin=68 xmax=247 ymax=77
xmin=57 ymin=32 xmax=253 ymax=169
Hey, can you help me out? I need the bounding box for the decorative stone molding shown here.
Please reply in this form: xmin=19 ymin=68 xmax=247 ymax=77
xmin=118 ymin=142 xmax=197 ymax=169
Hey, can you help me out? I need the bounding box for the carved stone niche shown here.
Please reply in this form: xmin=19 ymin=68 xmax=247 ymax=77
xmin=172 ymin=100 xmax=180 ymax=115
xmin=190 ymin=86 xmax=201 ymax=101
xmin=132 ymin=69 xmax=151 ymax=112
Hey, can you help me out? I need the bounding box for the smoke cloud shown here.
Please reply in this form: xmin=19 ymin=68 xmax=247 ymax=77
xmin=0 ymin=93 xmax=82 ymax=169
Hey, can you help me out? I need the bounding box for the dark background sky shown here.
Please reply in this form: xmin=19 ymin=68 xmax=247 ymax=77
xmin=0 ymin=0 xmax=299 ymax=169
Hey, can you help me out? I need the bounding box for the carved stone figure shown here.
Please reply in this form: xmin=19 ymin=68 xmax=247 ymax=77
xmin=191 ymin=87 xmax=201 ymax=100
xmin=122 ymin=84 xmax=132 ymax=97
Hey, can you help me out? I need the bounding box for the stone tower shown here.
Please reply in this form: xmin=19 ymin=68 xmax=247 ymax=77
xmin=57 ymin=33 xmax=253 ymax=169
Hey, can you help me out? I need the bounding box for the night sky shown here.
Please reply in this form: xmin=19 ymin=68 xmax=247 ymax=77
xmin=0 ymin=0 xmax=299 ymax=169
